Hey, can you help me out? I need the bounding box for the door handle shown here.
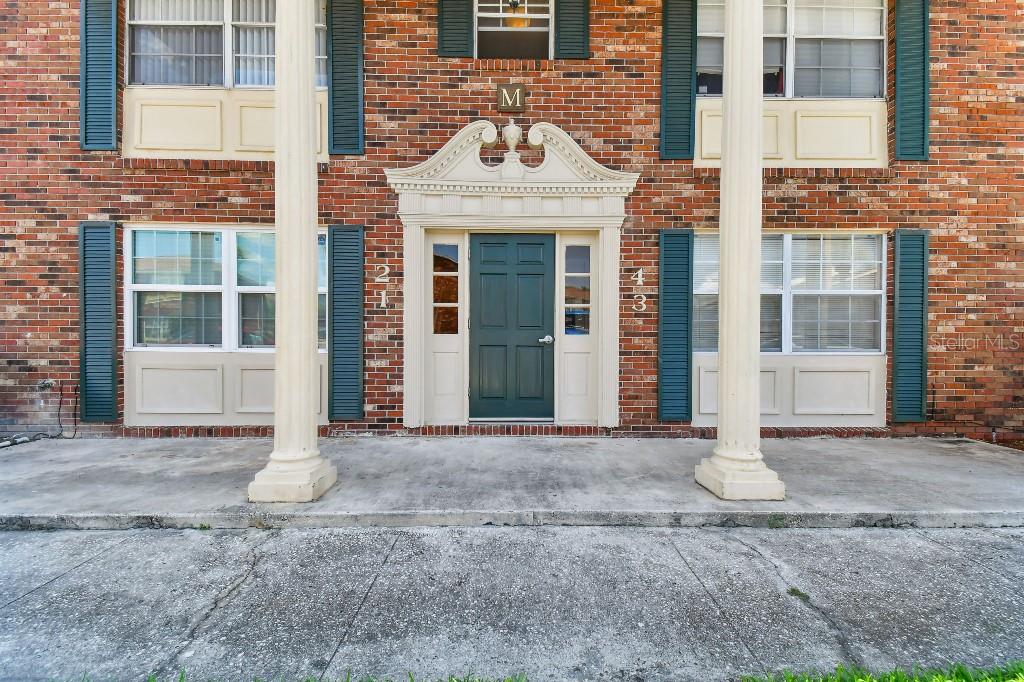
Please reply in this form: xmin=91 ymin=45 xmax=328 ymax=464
xmin=538 ymin=335 xmax=554 ymax=344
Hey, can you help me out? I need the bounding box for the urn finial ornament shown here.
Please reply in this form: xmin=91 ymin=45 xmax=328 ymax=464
xmin=502 ymin=118 xmax=523 ymax=153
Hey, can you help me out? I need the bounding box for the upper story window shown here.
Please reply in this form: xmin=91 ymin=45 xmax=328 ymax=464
xmin=476 ymin=0 xmax=552 ymax=59
xmin=696 ymin=0 xmax=885 ymax=98
xmin=128 ymin=0 xmax=328 ymax=88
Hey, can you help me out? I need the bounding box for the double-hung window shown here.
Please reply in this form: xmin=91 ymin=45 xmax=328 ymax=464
xmin=476 ymin=0 xmax=552 ymax=59
xmin=128 ymin=228 xmax=327 ymax=350
xmin=128 ymin=0 xmax=329 ymax=87
xmin=129 ymin=0 xmax=225 ymax=86
xmin=692 ymin=233 xmax=885 ymax=353
xmin=696 ymin=0 xmax=885 ymax=98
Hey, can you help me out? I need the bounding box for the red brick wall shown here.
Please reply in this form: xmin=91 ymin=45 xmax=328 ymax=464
xmin=1 ymin=0 xmax=1021 ymax=440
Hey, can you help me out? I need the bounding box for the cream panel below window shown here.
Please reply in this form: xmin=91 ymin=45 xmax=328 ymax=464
xmin=124 ymin=87 xmax=329 ymax=161
xmin=427 ymin=348 xmax=465 ymax=425
xmin=125 ymin=351 xmax=329 ymax=426
xmin=695 ymin=98 xmax=887 ymax=168
xmin=692 ymin=353 xmax=885 ymax=427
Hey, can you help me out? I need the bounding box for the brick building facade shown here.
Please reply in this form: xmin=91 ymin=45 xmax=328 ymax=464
xmin=1 ymin=0 xmax=1021 ymax=441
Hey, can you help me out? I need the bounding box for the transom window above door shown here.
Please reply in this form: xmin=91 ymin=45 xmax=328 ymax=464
xmin=476 ymin=0 xmax=552 ymax=59
xmin=128 ymin=0 xmax=328 ymax=87
xmin=696 ymin=0 xmax=885 ymax=98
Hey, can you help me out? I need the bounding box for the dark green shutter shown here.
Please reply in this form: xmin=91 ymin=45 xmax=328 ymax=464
xmin=895 ymin=0 xmax=929 ymax=160
xmin=555 ymin=0 xmax=590 ymax=59
xmin=892 ymin=229 xmax=929 ymax=422
xmin=80 ymin=0 xmax=116 ymax=150
xmin=328 ymin=225 xmax=364 ymax=420
xmin=328 ymin=0 xmax=364 ymax=155
xmin=79 ymin=222 xmax=117 ymax=422
xmin=660 ymin=0 xmax=697 ymax=160
xmin=659 ymin=229 xmax=694 ymax=421
xmin=438 ymin=0 xmax=473 ymax=57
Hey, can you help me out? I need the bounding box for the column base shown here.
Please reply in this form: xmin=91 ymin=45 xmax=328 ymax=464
xmin=695 ymin=457 xmax=786 ymax=501
xmin=248 ymin=456 xmax=337 ymax=503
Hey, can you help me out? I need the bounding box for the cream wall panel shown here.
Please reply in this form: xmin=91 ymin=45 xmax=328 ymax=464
xmin=237 ymin=103 xmax=275 ymax=152
xmin=692 ymin=353 xmax=885 ymax=427
xmin=698 ymin=368 xmax=780 ymax=416
xmin=793 ymin=368 xmax=875 ymax=415
xmin=125 ymin=351 xmax=328 ymax=426
xmin=136 ymin=366 xmax=223 ymax=414
xmin=695 ymin=98 xmax=887 ymax=168
xmin=237 ymin=367 xmax=275 ymax=413
xmin=135 ymin=101 xmax=222 ymax=151
xmin=796 ymin=112 xmax=875 ymax=160
xmin=700 ymin=110 xmax=782 ymax=160
xmin=124 ymin=88 xmax=329 ymax=161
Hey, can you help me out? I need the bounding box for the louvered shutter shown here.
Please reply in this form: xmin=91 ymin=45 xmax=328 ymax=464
xmin=555 ymin=0 xmax=590 ymax=59
xmin=660 ymin=0 xmax=697 ymax=160
xmin=79 ymin=222 xmax=118 ymax=422
xmin=328 ymin=225 xmax=365 ymax=420
xmin=438 ymin=0 xmax=473 ymax=57
xmin=892 ymin=229 xmax=929 ymax=422
xmin=659 ymin=229 xmax=694 ymax=421
xmin=328 ymin=0 xmax=364 ymax=154
xmin=895 ymin=0 xmax=929 ymax=160
xmin=80 ymin=0 xmax=116 ymax=150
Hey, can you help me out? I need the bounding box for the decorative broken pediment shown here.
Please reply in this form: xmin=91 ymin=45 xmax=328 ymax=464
xmin=385 ymin=120 xmax=639 ymax=220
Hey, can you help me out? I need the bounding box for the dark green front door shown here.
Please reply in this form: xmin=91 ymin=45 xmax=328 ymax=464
xmin=469 ymin=234 xmax=555 ymax=420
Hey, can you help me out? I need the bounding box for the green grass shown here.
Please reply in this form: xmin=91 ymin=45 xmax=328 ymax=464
xmin=743 ymin=663 xmax=1024 ymax=682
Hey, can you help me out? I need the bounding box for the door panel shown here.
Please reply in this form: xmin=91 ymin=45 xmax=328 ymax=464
xmin=516 ymin=274 xmax=545 ymax=328
xmin=470 ymin=234 xmax=555 ymax=419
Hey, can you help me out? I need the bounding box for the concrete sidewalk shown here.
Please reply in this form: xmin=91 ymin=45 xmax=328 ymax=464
xmin=0 ymin=526 xmax=1022 ymax=681
xmin=1 ymin=436 xmax=1022 ymax=530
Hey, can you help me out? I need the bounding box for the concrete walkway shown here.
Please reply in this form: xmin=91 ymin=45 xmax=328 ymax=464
xmin=0 ymin=526 xmax=1022 ymax=681
xmin=1 ymin=436 xmax=1022 ymax=529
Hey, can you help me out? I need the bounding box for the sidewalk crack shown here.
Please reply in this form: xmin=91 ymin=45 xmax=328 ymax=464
xmin=158 ymin=531 xmax=278 ymax=676
xmin=0 ymin=534 xmax=132 ymax=611
xmin=723 ymin=531 xmax=863 ymax=669
xmin=319 ymin=532 xmax=403 ymax=682
xmin=667 ymin=537 xmax=767 ymax=676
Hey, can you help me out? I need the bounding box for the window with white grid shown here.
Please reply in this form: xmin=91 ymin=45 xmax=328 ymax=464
xmin=476 ymin=0 xmax=552 ymax=59
xmin=127 ymin=227 xmax=327 ymax=350
xmin=128 ymin=0 xmax=329 ymax=87
xmin=696 ymin=0 xmax=885 ymax=98
xmin=692 ymin=233 xmax=885 ymax=353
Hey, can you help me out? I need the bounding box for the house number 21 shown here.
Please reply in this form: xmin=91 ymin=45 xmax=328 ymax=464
xmin=376 ymin=265 xmax=390 ymax=309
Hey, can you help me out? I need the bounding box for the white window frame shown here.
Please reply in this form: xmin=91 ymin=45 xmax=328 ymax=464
xmin=126 ymin=2 xmax=226 ymax=87
xmin=473 ymin=0 xmax=555 ymax=60
xmin=125 ymin=225 xmax=328 ymax=353
xmin=696 ymin=0 xmax=887 ymax=100
xmin=693 ymin=232 xmax=887 ymax=355
xmin=126 ymin=0 xmax=329 ymax=89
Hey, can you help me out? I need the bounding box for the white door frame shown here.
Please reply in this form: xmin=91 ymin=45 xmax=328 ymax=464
xmin=386 ymin=120 xmax=639 ymax=428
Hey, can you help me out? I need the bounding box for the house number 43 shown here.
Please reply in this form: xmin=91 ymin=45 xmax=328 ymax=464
xmin=631 ymin=268 xmax=647 ymax=312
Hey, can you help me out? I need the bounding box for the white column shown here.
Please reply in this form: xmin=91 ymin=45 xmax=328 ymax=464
xmin=695 ymin=0 xmax=785 ymax=500
xmin=249 ymin=0 xmax=337 ymax=503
